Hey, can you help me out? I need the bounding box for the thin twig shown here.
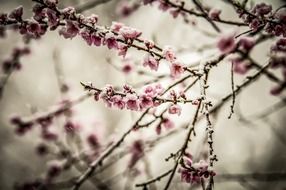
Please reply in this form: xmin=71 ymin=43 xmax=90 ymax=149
xmin=228 ymin=62 xmax=235 ymax=119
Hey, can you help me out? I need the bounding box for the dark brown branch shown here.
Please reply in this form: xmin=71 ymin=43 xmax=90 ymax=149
xmin=135 ymin=169 xmax=173 ymax=187
xmin=163 ymin=100 xmax=202 ymax=190
xmin=228 ymin=62 xmax=235 ymax=119
xmin=75 ymin=0 xmax=113 ymax=13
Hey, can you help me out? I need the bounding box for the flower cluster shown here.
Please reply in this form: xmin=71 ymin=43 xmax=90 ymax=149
xmin=178 ymin=153 xmax=216 ymax=184
xmin=87 ymin=133 xmax=101 ymax=150
xmin=91 ymin=84 xmax=165 ymax=111
xmin=237 ymin=2 xmax=286 ymax=37
xmin=217 ymin=34 xmax=257 ymax=74
xmin=269 ymin=38 xmax=286 ymax=95
xmin=116 ymin=0 xmax=141 ymax=17
xmin=1 ymin=1 xmax=146 ymax=59
xmin=230 ymin=56 xmax=251 ymax=75
xmin=1 ymin=1 xmax=192 ymax=79
xmin=128 ymin=140 xmax=144 ymax=168
xmin=162 ymin=46 xmax=185 ymax=78
xmin=217 ymin=33 xmax=236 ymax=54
xmin=208 ymin=8 xmax=221 ymax=21
xmin=155 ymin=117 xmax=174 ymax=135
xmin=142 ymin=0 xmax=188 ymax=20
xmin=1 ymin=47 xmax=30 ymax=74
xmin=10 ymin=100 xmax=73 ymax=137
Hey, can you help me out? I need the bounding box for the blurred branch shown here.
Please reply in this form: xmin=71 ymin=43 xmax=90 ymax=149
xmin=75 ymin=0 xmax=113 ymax=13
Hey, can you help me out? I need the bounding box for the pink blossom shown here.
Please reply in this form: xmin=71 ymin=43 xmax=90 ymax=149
xmin=45 ymin=9 xmax=59 ymax=29
xmin=126 ymin=94 xmax=139 ymax=111
xmin=42 ymin=130 xmax=58 ymax=141
xmin=143 ymin=0 xmax=155 ymax=5
xmin=162 ymin=118 xmax=174 ymax=129
xmin=32 ymin=4 xmax=45 ymax=21
xmin=183 ymin=153 xmax=193 ymax=166
xmin=232 ymin=58 xmax=250 ymax=75
xmin=217 ymin=33 xmax=236 ymax=54
xmin=111 ymin=95 xmax=126 ymax=109
xmin=128 ymin=140 xmax=144 ymax=168
xmin=168 ymin=90 xmax=178 ymax=100
xmin=168 ymin=104 xmax=182 ymax=116
xmin=81 ymin=31 xmax=93 ymax=46
xmin=156 ymin=125 xmax=162 ymax=135
xmin=47 ymin=161 xmax=62 ymax=179
xmin=193 ymin=160 xmax=209 ymax=172
xmin=84 ymin=14 xmax=98 ymax=25
xmin=61 ymin=7 xmax=76 ymax=19
xmin=208 ymin=8 xmax=221 ymax=20
xmin=139 ymin=94 xmax=154 ymax=109
xmin=59 ymin=20 xmax=79 ymax=39
xmin=44 ymin=0 xmax=59 ymax=7
xmin=273 ymin=25 xmax=284 ymax=36
xmin=143 ymin=84 xmax=164 ymax=98
xmin=249 ymin=18 xmax=261 ymax=31
xmin=179 ymin=91 xmax=187 ymax=100
xmin=178 ymin=168 xmax=192 ymax=183
xmin=102 ymin=84 xmax=115 ymax=97
xmin=122 ymin=63 xmax=133 ymax=74
xmin=104 ymin=33 xmax=118 ymax=49
xmin=37 ymin=117 xmax=53 ymax=128
xmin=170 ymin=61 xmax=185 ymax=78
xmin=116 ymin=1 xmax=139 ymax=17
xmin=27 ymin=21 xmax=41 ymax=36
xmin=94 ymin=91 xmax=100 ymax=101
xmin=8 ymin=6 xmax=23 ymax=21
xmin=154 ymin=83 xmax=164 ymax=95
xmin=92 ymin=34 xmax=102 ymax=46
xmin=0 ymin=13 xmax=8 ymax=23
xmin=270 ymin=85 xmax=283 ymax=96
xmin=144 ymin=85 xmax=156 ymax=97
xmin=238 ymin=37 xmax=255 ymax=51
xmin=272 ymin=38 xmax=286 ymax=52
xmin=2 ymin=59 xmax=21 ymax=73
xmin=163 ymin=45 xmax=176 ymax=62
xmin=143 ymin=54 xmax=159 ymax=71
xmin=111 ymin=21 xmax=125 ymax=32
xmin=158 ymin=1 xmax=170 ymax=11
xmin=170 ymin=8 xmax=181 ymax=18
xmin=251 ymin=3 xmax=272 ymax=16
xmin=118 ymin=44 xmax=128 ymax=57
xmin=119 ymin=26 xmax=142 ymax=40
xmin=82 ymin=33 xmax=100 ymax=46
xmin=144 ymin=39 xmax=155 ymax=49
xmin=123 ymin=84 xmax=135 ymax=94
xmin=64 ymin=121 xmax=80 ymax=134
xmin=87 ymin=134 xmax=100 ymax=149
xmin=276 ymin=9 xmax=286 ymax=22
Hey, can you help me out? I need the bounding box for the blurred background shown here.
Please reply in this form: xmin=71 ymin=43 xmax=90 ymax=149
xmin=0 ymin=0 xmax=286 ymax=189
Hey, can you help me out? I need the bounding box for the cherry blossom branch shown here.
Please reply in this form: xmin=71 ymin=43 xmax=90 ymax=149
xmin=191 ymin=0 xmax=221 ymax=32
xmin=142 ymin=0 xmax=248 ymax=26
xmin=75 ymin=0 xmax=113 ymax=13
xmin=0 ymin=46 xmax=30 ymax=99
xmin=136 ymin=168 xmax=173 ymax=188
xmin=0 ymin=0 xmax=165 ymax=61
xmin=10 ymin=92 xmax=92 ymax=135
xmin=72 ymin=109 xmax=149 ymax=190
xmin=73 ymin=69 xmax=203 ymax=189
xmin=163 ymin=99 xmax=202 ymax=190
xmin=224 ymin=0 xmax=286 ymax=37
xmin=211 ymin=61 xmax=273 ymax=115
